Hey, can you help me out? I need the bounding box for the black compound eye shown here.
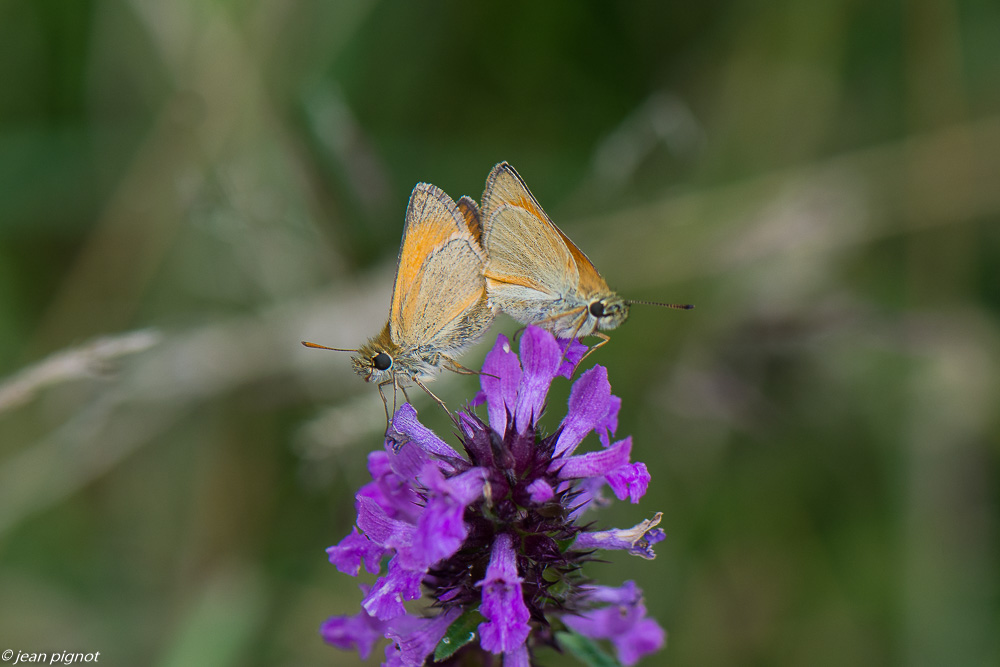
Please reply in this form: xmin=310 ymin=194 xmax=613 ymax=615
xmin=589 ymin=301 xmax=606 ymax=317
xmin=372 ymin=352 xmax=392 ymax=371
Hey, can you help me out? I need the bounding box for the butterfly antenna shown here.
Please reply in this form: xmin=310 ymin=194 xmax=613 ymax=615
xmin=301 ymin=341 xmax=359 ymax=352
xmin=624 ymin=300 xmax=695 ymax=310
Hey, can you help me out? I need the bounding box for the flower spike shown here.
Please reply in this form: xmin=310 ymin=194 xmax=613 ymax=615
xmin=321 ymin=327 xmax=667 ymax=666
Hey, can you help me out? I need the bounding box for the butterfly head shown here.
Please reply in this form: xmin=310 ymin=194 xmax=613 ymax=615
xmin=588 ymin=295 xmax=630 ymax=331
xmin=353 ymin=331 xmax=402 ymax=384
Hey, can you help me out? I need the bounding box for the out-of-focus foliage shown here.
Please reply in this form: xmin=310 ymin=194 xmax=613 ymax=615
xmin=1 ymin=1 xmax=998 ymax=665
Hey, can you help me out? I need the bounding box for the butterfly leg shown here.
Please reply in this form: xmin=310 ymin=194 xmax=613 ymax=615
xmin=442 ymin=355 xmax=501 ymax=381
xmin=551 ymin=309 xmax=591 ymax=376
xmin=411 ymin=376 xmax=459 ymax=425
xmin=443 ymin=357 xmax=480 ymax=376
xmin=400 ymin=383 xmax=413 ymax=406
xmin=392 ymin=374 xmax=402 ymax=419
xmin=532 ymin=305 xmax=588 ymax=333
xmin=576 ymin=331 xmax=611 ymax=365
xmin=377 ymin=380 xmax=393 ymax=428
xmin=511 ymin=305 xmax=590 ymax=370
xmin=512 ymin=305 xmax=586 ymax=344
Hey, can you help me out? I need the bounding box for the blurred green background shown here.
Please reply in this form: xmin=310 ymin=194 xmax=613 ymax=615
xmin=1 ymin=1 xmax=998 ymax=665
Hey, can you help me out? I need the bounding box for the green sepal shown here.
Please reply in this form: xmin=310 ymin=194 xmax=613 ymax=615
xmin=556 ymin=630 xmax=622 ymax=667
xmin=433 ymin=609 xmax=484 ymax=662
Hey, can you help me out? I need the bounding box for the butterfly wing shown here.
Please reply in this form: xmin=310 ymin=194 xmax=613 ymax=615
xmin=390 ymin=184 xmax=492 ymax=356
xmin=456 ymin=195 xmax=483 ymax=245
xmin=550 ymin=221 xmax=609 ymax=296
xmin=481 ymin=162 xmax=610 ymax=306
xmin=480 ymin=163 xmax=575 ymax=295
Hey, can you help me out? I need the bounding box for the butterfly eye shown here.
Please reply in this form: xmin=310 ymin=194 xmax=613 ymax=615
xmin=589 ymin=301 xmax=606 ymax=317
xmin=372 ymin=352 xmax=392 ymax=371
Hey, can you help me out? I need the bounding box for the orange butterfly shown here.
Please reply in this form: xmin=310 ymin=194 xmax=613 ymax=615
xmin=304 ymin=183 xmax=493 ymax=421
xmin=479 ymin=162 xmax=690 ymax=351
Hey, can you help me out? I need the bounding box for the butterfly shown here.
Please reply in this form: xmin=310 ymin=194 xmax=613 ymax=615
xmin=479 ymin=161 xmax=691 ymax=352
xmin=303 ymin=183 xmax=494 ymax=422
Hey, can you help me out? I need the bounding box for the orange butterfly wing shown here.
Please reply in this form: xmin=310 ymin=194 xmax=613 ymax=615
xmin=456 ymin=195 xmax=483 ymax=245
xmin=480 ymin=162 xmax=608 ymax=298
xmin=390 ymin=184 xmax=490 ymax=351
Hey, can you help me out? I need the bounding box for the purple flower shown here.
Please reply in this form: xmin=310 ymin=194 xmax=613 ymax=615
xmin=573 ymin=512 xmax=666 ymax=560
xmin=554 ymin=365 xmax=614 ymax=456
xmin=511 ymin=326 xmax=560 ymax=433
xmin=326 ymin=526 xmax=386 ymax=576
xmin=563 ymin=590 xmax=666 ymax=667
xmin=409 ymin=465 xmax=485 ymax=569
xmin=384 ymin=608 xmax=462 ymax=667
xmin=320 ymin=587 xmax=389 ymax=660
xmin=321 ymin=327 xmax=668 ymax=666
xmin=477 ymin=533 xmax=531 ymax=653
xmin=563 ymin=581 xmax=667 ymax=665
xmin=361 ymin=558 xmax=423 ymax=620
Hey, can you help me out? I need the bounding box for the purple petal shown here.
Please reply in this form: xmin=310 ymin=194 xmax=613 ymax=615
xmin=385 ymin=607 xmax=462 ymax=667
xmin=385 ymin=432 xmax=441 ymax=483
xmin=320 ymin=602 xmax=390 ymax=660
xmin=606 ymin=461 xmax=650 ymax=503
xmin=363 ymin=451 xmax=423 ymax=521
xmin=326 ymin=527 xmax=387 ymax=576
xmin=503 ymin=644 xmax=530 ymax=667
xmin=382 ymin=645 xmax=405 ymax=667
xmin=367 ymin=450 xmax=393 ymax=480
xmin=381 ymin=615 xmax=423 ymax=667
xmin=572 ymin=512 xmax=664 ymax=559
xmin=392 ymin=403 xmax=462 ymax=461
xmin=420 ymin=464 xmax=487 ymax=506
xmin=404 ymin=466 xmax=484 ymax=569
xmin=553 ymin=436 xmax=632 ymax=479
xmin=514 ymin=327 xmax=560 ymax=433
xmin=554 ymin=365 xmax=612 ymax=456
xmin=563 ymin=604 xmax=611 ymax=638
xmin=356 ymin=496 xmax=413 ymax=549
xmin=356 ymin=480 xmax=392 ymax=516
xmin=477 ymin=533 xmax=531 ymax=653
xmin=555 ymin=337 xmax=589 ymax=379
xmin=481 ymin=334 xmax=522 ymax=437
xmin=579 ymin=581 xmax=641 ymax=607
xmin=361 ymin=558 xmax=424 ymax=620
xmin=405 ymin=501 xmax=467 ymax=569
xmin=470 ymin=390 xmax=487 ymax=407
xmin=526 ymin=479 xmax=554 ymax=503
xmin=595 ymin=395 xmax=621 ymax=447
xmin=614 ymin=616 xmax=666 ymax=666
xmin=384 ymin=422 xmax=407 ymax=452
